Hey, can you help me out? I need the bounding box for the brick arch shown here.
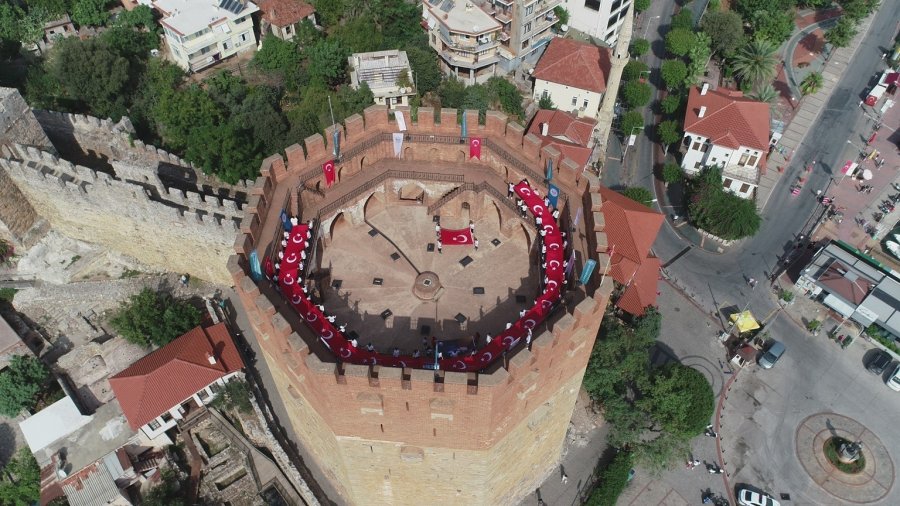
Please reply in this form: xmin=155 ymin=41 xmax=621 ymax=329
xmin=429 ymin=147 xmax=440 ymax=162
xmin=363 ymin=192 xmax=386 ymax=220
xmin=404 ymin=146 xmax=414 ymax=160
xmin=329 ymin=211 xmax=348 ymax=240
xmin=457 ymin=150 xmax=466 ymax=163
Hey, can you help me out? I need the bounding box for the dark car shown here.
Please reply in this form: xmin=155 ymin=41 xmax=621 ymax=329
xmin=867 ymin=350 xmax=892 ymax=375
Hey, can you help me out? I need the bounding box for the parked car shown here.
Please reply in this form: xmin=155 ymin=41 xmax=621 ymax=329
xmin=758 ymin=340 xmax=785 ymax=369
xmin=887 ymin=363 xmax=900 ymax=391
xmin=867 ymin=350 xmax=892 ymax=375
xmin=737 ymin=488 xmax=781 ymax=506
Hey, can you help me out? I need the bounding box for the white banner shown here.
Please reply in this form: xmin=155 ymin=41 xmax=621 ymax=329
xmin=396 ymin=111 xmax=407 ymax=132
xmin=393 ymin=132 xmax=404 ymax=157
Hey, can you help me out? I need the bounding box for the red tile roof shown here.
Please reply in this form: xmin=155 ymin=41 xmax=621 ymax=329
xmin=598 ymin=186 xmax=664 ymax=315
xmin=683 ymin=86 xmax=770 ymax=151
xmin=109 ymin=323 xmax=244 ymax=430
xmin=532 ymin=37 xmax=611 ymax=94
xmin=817 ymin=260 xmax=874 ymax=305
xmin=258 ymin=0 xmax=315 ymax=27
xmin=527 ymin=109 xmax=598 ymax=168
xmin=615 ymin=256 xmax=661 ymax=316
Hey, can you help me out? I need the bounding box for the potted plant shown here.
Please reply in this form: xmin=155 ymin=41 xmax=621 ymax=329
xmin=779 ymin=289 xmax=794 ymax=305
xmin=807 ymin=319 xmax=822 ymax=335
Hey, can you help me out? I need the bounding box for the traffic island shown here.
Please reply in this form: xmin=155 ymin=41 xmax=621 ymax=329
xmin=796 ymin=412 xmax=893 ymax=503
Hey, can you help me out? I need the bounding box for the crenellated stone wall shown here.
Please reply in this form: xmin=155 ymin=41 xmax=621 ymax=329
xmin=230 ymin=104 xmax=619 ymax=505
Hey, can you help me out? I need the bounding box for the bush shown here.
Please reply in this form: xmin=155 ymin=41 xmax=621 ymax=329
xmin=585 ymin=451 xmax=633 ymax=506
xmin=630 ymin=38 xmax=650 ymax=57
xmin=806 ymin=319 xmax=822 ymax=332
xmin=210 ymin=378 xmax=253 ymax=414
xmin=866 ymin=325 xmax=900 ymax=354
xmin=0 ymin=448 xmax=40 ymax=504
xmin=110 ymin=288 xmax=202 ymax=347
xmin=686 ymin=166 xmax=761 ymax=239
xmin=621 ymin=187 xmax=654 ymax=207
xmin=662 ymin=162 xmax=683 ymax=183
xmin=538 ymin=94 xmax=555 ymax=109
xmin=779 ymin=289 xmax=794 ymax=302
xmin=0 ymin=355 xmax=49 ymax=417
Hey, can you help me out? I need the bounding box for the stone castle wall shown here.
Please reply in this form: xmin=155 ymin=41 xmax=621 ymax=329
xmin=0 ymin=88 xmax=251 ymax=283
xmin=231 ymin=105 xmax=617 ymax=505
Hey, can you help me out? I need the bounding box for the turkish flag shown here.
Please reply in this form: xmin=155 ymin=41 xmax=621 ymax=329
xmin=439 ymin=228 xmax=473 ymax=245
xmin=323 ymin=160 xmax=336 ymax=187
xmin=469 ymin=137 xmax=482 ymax=160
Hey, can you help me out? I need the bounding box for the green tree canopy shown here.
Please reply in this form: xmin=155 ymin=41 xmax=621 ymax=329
xmin=620 ymin=110 xmax=644 ymax=136
xmin=657 ymin=119 xmax=682 ymax=146
xmin=585 ymin=451 xmax=633 ymax=505
xmin=0 ymin=448 xmax=40 ymax=505
xmin=661 ymin=59 xmax=688 ymax=90
xmin=109 ymin=288 xmax=202 ymax=347
xmin=143 ymin=468 xmax=186 ymax=506
xmin=639 ymin=363 xmax=715 ymax=438
xmin=0 ymin=355 xmax=49 ymax=417
xmin=553 ymin=6 xmax=569 ymax=25
xmin=438 ymin=77 xmax=467 ymax=109
xmin=307 ymin=39 xmax=349 ymax=87
xmin=670 ymin=8 xmax=694 ymax=31
xmin=825 ymin=16 xmax=857 ymax=48
xmin=665 ymin=28 xmax=696 ymax=57
xmin=621 ymin=81 xmax=652 ymax=109
xmin=700 ymin=10 xmax=745 ymax=57
xmin=748 ymin=9 xmax=794 ymax=44
xmin=47 ymin=37 xmax=130 ymax=119
xmin=747 ymin=83 xmax=778 ymax=103
xmin=630 ymin=38 xmax=650 ymax=57
xmin=660 ymin=94 xmax=682 ymax=115
xmin=687 ymin=166 xmax=762 ymax=239
xmin=622 ymin=59 xmax=649 ymax=82
xmin=662 ymin=162 xmax=683 ymax=183
xmin=634 ymin=0 xmax=651 ymax=12
xmin=538 ymin=94 xmax=555 ymax=109
xmin=800 ymin=71 xmax=823 ymax=95
xmin=71 ymin=0 xmax=110 ymax=27
xmin=403 ymin=45 xmax=442 ymax=95
xmin=621 ymin=187 xmax=653 ymax=207
xmin=210 ymin=378 xmax=253 ymax=413
xmin=731 ymin=38 xmax=778 ymax=89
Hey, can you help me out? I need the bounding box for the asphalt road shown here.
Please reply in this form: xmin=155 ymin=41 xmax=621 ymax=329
xmin=637 ymin=0 xmax=900 ymax=323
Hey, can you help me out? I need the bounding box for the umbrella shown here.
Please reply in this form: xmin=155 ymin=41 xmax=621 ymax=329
xmin=862 ymin=169 xmax=874 ymax=180
xmin=730 ymin=311 xmax=760 ymax=333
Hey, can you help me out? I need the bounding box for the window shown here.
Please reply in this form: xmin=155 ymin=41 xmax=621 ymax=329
xmin=694 ymin=162 xmax=702 ymax=169
xmin=161 ymin=412 xmax=173 ymax=422
xmin=739 ymin=183 xmax=751 ymax=193
xmin=526 ymin=4 xmax=534 ymax=15
xmin=582 ymin=98 xmax=589 ymax=109
xmin=239 ymin=32 xmax=249 ymax=42
xmin=148 ymin=420 xmax=161 ymax=430
xmin=585 ymin=0 xmax=601 ymax=10
xmin=235 ymin=16 xmax=246 ymax=24
xmin=198 ymin=389 xmax=210 ymax=401
xmin=691 ymin=141 xmax=702 ymax=151
xmin=524 ymin=22 xmax=532 ymax=34
xmin=738 ymin=153 xmax=750 ymax=166
xmin=571 ymin=96 xmax=578 ymax=106
xmin=541 ymin=90 xmax=549 ymax=98
xmin=210 ymin=382 xmax=222 ymax=393
xmin=748 ymin=154 xmax=759 ymax=167
xmin=723 ymin=178 xmax=734 ymax=188
xmin=223 ymin=40 xmax=231 ymax=51
xmin=611 ymin=0 xmax=623 ymax=11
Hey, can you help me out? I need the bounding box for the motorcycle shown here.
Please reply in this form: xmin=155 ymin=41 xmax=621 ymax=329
xmin=873 ymin=212 xmax=883 ymax=223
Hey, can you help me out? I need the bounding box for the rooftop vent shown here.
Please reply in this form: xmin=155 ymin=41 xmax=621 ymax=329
xmin=701 ymin=82 xmax=709 ymax=95
xmin=206 ymin=352 xmax=217 ymax=365
xmin=698 ymin=106 xmax=707 ymax=118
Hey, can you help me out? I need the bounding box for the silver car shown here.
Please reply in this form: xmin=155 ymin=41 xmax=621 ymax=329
xmin=758 ymin=340 xmax=785 ymax=369
xmin=738 ymin=488 xmax=781 ymax=506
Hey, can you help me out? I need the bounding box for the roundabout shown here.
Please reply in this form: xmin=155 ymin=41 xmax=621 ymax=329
xmin=796 ymin=412 xmax=894 ymax=503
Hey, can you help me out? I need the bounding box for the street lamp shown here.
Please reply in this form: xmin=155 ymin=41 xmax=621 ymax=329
xmin=641 ymin=15 xmax=661 ymax=39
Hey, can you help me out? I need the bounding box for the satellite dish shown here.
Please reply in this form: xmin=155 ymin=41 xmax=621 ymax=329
xmin=57 ymin=469 xmax=67 ymax=478
xmin=560 ymin=24 xmax=569 ymax=32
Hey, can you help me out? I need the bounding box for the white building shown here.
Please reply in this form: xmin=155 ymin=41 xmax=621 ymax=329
xmin=109 ymin=323 xmax=245 ymax=441
xmin=423 ymin=0 xmax=503 ymax=85
xmin=349 ymin=50 xmax=417 ymax=109
xmin=681 ymin=84 xmax=771 ymax=200
xmin=560 ymin=0 xmax=633 ymax=44
xmin=532 ymin=37 xmax=610 ymax=118
xmin=153 ymin=0 xmax=259 ymax=72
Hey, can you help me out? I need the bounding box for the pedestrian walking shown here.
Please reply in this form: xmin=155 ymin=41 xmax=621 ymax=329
xmin=437 ymin=240 xmax=442 ymax=254
xmin=474 ymin=238 xmax=479 ymax=250
xmin=508 ymin=182 xmax=514 ymax=198
xmin=561 ymin=474 xmax=568 ymax=484
xmin=469 ymin=220 xmax=475 ymax=234
xmin=435 ymin=224 xmax=441 ymax=237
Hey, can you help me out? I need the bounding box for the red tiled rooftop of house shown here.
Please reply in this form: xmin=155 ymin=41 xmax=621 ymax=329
xmin=257 ymin=0 xmax=315 ymax=27
xmin=109 ymin=323 xmax=244 ymax=430
xmin=527 ymin=109 xmax=597 ymax=169
xmin=532 ymin=37 xmax=611 ymax=94
xmin=684 ymin=86 xmax=770 ymax=151
xmin=598 ymin=186 xmax=664 ymax=277
xmin=615 ymin=256 xmax=661 ymax=316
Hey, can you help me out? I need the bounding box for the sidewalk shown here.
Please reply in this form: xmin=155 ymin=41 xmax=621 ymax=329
xmin=759 ymin=9 xmax=879 ymax=210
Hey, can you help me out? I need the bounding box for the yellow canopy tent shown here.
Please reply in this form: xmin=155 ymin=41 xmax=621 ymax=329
xmin=730 ymin=311 xmax=760 ymax=333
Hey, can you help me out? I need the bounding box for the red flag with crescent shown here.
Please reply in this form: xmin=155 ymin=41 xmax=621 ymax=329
xmin=469 ymin=137 xmax=482 ymax=160
xmin=439 ymin=228 xmax=474 ymax=245
xmin=323 ymin=160 xmax=336 ymax=187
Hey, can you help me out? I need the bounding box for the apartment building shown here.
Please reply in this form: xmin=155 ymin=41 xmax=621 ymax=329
xmin=423 ymin=0 xmax=562 ymax=84
xmin=154 ymin=0 xmax=260 ymax=73
xmin=560 ymin=0 xmax=633 ymax=44
xmin=349 ymin=50 xmax=417 ymax=109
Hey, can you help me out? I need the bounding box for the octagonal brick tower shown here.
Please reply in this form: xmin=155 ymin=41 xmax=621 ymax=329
xmin=229 ymin=105 xmax=615 ymax=505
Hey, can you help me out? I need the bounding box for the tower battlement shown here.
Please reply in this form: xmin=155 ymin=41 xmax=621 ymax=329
xmin=231 ymin=105 xmax=619 ymax=505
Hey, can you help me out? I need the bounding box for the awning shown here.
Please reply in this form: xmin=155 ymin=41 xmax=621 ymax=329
xmin=823 ymin=293 xmax=856 ymax=317
xmin=730 ymin=311 xmax=760 ymax=333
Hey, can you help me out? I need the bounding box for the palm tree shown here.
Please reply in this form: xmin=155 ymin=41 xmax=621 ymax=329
xmin=747 ymin=84 xmax=778 ymax=104
xmin=800 ymin=72 xmax=824 ymax=96
xmin=731 ymin=38 xmax=778 ymax=89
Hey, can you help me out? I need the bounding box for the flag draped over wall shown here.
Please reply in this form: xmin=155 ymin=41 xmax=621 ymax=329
xmin=461 ymin=109 xmax=468 ymax=138
xmin=332 ymin=129 xmax=340 ymax=158
xmin=469 ymin=137 xmax=481 ymax=159
xmin=548 ymin=184 xmax=560 ymax=208
xmin=393 ymin=133 xmax=404 ymax=157
xmin=396 ymin=111 xmax=407 ymax=132
xmin=546 ymin=158 xmax=553 ymax=181
xmin=323 ymin=160 xmax=336 ymax=187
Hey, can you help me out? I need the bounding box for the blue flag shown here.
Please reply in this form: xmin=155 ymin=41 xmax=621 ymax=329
xmin=332 ymin=129 xmax=340 ymax=158
xmin=579 ymin=259 xmax=597 ymax=285
xmin=461 ymin=110 xmax=468 ymax=138
xmin=280 ymin=209 xmax=292 ymax=232
xmin=249 ymin=250 xmax=262 ymax=282
xmin=546 ymin=158 xmax=553 ymax=181
xmin=548 ymin=184 xmax=560 ymax=208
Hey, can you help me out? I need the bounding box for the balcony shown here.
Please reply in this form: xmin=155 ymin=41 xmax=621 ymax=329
xmin=494 ymin=0 xmax=512 ymax=5
xmin=440 ymin=49 xmax=501 ymax=69
xmin=498 ymin=31 xmax=510 ymax=42
xmin=494 ymin=12 xmax=511 ymax=24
